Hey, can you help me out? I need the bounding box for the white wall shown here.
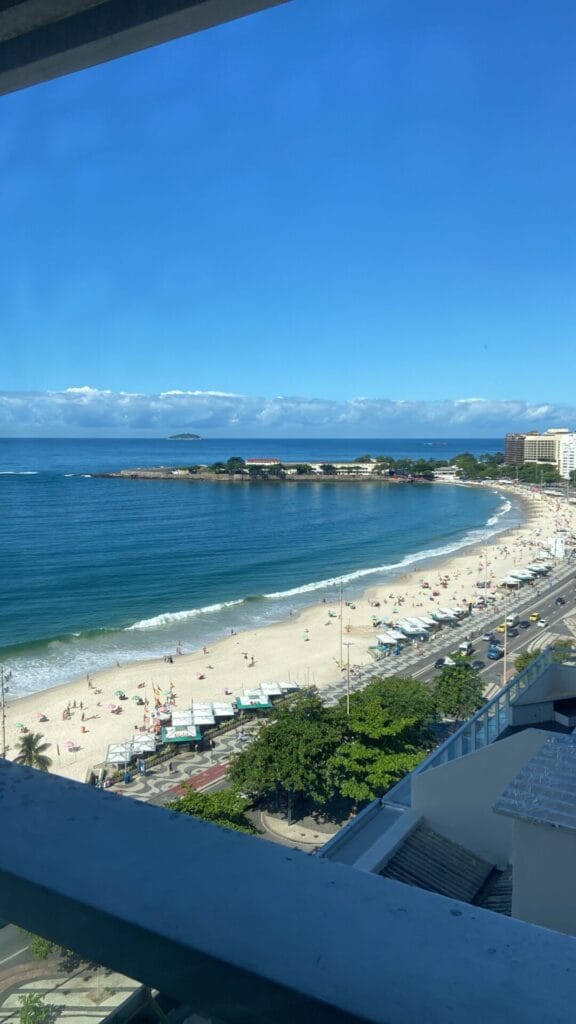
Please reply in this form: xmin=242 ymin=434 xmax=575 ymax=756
xmin=412 ymin=729 xmax=548 ymax=864
xmin=512 ymin=820 xmax=576 ymax=936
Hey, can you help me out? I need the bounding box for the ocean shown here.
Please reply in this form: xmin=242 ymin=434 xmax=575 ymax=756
xmin=0 ymin=438 xmax=521 ymax=697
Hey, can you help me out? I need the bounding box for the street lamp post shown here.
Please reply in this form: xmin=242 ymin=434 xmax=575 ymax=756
xmin=1 ymin=666 xmax=7 ymax=759
xmin=343 ymin=642 xmax=354 ymax=716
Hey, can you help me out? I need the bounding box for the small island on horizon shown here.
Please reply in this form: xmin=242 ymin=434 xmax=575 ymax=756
xmin=168 ymin=433 xmax=201 ymax=441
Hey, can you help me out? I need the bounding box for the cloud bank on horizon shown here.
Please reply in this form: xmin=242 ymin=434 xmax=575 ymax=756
xmin=0 ymin=387 xmax=574 ymax=438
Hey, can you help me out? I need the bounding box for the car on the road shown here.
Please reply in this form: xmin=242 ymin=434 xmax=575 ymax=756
xmin=496 ymin=623 xmax=507 ymax=633
xmin=434 ymin=658 xmax=446 ymax=669
xmin=555 ymin=596 xmax=566 ymax=606
xmin=529 ymin=612 xmax=540 ymax=622
xmin=472 ymin=660 xmax=485 ymax=670
xmin=537 ymin=619 xmax=548 ymax=627
xmin=487 ymin=645 xmax=504 ymax=660
xmin=482 ymin=632 xmax=495 ymax=642
xmin=519 ymin=620 xmax=530 ymax=629
xmin=507 ymin=627 xmax=519 ymax=638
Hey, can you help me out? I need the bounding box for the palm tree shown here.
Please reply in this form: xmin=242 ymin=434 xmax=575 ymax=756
xmin=14 ymin=732 xmax=52 ymax=771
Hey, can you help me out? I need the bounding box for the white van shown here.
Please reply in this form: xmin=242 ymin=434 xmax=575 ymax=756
xmin=506 ymin=613 xmax=519 ymax=628
xmin=458 ymin=641 xmax=473 ymax=656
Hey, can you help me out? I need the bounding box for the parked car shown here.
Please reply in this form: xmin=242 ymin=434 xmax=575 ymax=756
xmin=556 ymin=596 xmax=566 ymax=606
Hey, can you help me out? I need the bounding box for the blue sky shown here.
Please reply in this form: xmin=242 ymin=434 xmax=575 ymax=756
xmin=1 ymin=0 xmax=575 ymax=437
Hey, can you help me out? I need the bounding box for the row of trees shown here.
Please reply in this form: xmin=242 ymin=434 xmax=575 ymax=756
xmin=213 ymin=668 xmax=484 ymax=820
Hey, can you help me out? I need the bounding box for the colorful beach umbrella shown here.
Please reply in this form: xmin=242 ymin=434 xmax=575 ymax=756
xmin=114 ymin=690 xmax=125 ymax=697
xmin=105 ymin=703 xmax=118 ymax=712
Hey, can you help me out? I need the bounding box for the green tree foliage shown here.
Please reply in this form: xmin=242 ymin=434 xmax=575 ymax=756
xmin=14 ymin=732 xmax=52 ymax=771
xmin=517 ymin=463 xmax=562 ymax=484
xmin=320 ymin=463 xmax=337 ymax=475
xmin=167 ymin=787 xmax=257 ymax=834
xmin=225 ymin=457 xmax=246 ymax=474
xmin=514 ymin=650 xmax=541 ymax=673
xmin=355 ymin=454 xmax=374 ymax=463
xmin=229 ymin=691 xmax=341 ymax=817
xmin=28 ymin=935 xmax=57 ymax=960
xmin=433 ymin=664 xmax=484 ymax=722
xmin=293 ymin=463 xmax=313 ymax=475
xmin=18 ymin=994 xmax=55 ymax=1024
xmin=326 ymin=678 xmax=432 ymax=802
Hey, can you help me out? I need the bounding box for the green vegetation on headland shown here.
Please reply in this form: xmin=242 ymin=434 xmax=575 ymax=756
xmin=102 ymin=450 xmax=566 ymax=484
xmin=167 ymin=432 xmax=200 ymax=440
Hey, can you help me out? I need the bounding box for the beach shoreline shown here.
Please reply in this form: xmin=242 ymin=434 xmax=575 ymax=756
xmin=4 ymin=484 xmax=574 ymax=783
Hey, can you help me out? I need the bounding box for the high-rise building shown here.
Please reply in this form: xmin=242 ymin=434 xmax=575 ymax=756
xmin=505 ymin=429 xmax=576 ymax=478
xmin=504 ymin=433 xmax=527 ymax=465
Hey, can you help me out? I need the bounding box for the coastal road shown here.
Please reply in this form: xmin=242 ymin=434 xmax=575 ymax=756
xmin=403 ymin=565 xmax=575 ymax=692
xmin=0 ymin=925 xmax=31 ymax=971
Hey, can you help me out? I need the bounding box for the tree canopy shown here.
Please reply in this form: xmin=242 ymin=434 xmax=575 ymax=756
xmin=229 ymin=680 xmax=433 ymax=812
xmin=433 ymin=664 xmax=484 ymax=722
xmin=166 ymin=787 xmax=257 ymax=834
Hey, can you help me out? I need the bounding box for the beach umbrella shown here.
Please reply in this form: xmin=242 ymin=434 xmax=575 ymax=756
xmin=131 ymin=695 xmax=141 ymax=702
xmin=65 ymin=740 xmax=76 ymax=751
xmin=105 ymin=703 xmax=118 ymax=712
xmin=15 ymin=722 xmax=25 ymax=730
xmin=114 ymin=689 xmax=125 ymax=697
xmin=35 ymin=711 xmax=47 ymax=721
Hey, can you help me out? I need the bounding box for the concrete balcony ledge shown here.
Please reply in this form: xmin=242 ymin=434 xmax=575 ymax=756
xmin=1 ymin=761 xmax=576 ymax=1024
xmin=0 ymin=0 xmax=291 ymax=96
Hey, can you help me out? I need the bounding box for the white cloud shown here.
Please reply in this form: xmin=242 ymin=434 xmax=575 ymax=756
xmin=0 ymin=388 xmax=575 ymax=437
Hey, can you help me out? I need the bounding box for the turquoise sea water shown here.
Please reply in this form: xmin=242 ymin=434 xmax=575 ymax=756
xmin=0 ymin=438 xmax=521 ymax=696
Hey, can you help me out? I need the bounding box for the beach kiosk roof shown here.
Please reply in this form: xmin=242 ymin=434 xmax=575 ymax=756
xmin=406 ymin=618 xmax=430 ymax=632
xmin=212 ymin=702 xmax=236 ymax=718
xmin=106 ymin=742 xmax=134 ymax=765
xmin=376 ymin=632 xmax=400 ymax=646
xmin=279 ymin=682 xmax=299 ymax=692
xmin=132 ymin=734 xmax=156 ymax=754
xmin=193 ymin=710 xmax=216 ymax=726
xmin=261 ymin=682 xmax=283 ymax=697
xmin=172 ymin=710 xmax=194 ymax=728
xmin=396 ymin=619 xmax=424 ymax=636
xmin=236 ymin=689 xmax=272 ymax=710
xmin=438 ymin=607 xmax=461 ymax=619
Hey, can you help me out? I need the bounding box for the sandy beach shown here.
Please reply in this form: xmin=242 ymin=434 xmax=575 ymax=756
xmin=4 ymin=484 xmax=575 ymax=782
